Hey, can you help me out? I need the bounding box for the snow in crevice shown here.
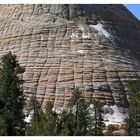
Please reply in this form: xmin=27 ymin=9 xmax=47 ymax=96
xmin=82 ymin=33 xmax=91 ymax=39
xmin=79 ymin=25 xmax=91 ymax=39
xmin=90 ymin=23 xmax=111 ymax=38
xmin=103 ymin=105 xmax=126 ymax=126
xmin=77 ymin=50 xmax=85 ymax=54
xmin=72 ymin=49 xmax=88 ymax=55
xmin=79 ymin=25 xmax=85 ymax=33
xmin=70 ymin=32 xmax=79 ymax=39
xmin=70 ymin=25 xmax=92 ymax=39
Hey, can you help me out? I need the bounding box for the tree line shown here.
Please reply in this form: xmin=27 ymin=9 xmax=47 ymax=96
xmin=0 ymin=52 xmax=140 ymax=136
xmin=25 ymin=89 xmax=105 ymax=136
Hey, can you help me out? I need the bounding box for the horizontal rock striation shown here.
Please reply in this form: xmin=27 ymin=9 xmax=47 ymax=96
xmin=0 ymin=4 xmax=140 ymax=112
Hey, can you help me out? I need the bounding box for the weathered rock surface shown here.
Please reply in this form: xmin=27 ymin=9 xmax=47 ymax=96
xmin=0 ymin=4 xmax=140 ymax=112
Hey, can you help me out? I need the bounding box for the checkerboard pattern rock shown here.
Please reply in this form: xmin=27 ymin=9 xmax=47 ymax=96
xmin=0 ymin=4 xmax=140 ymax=112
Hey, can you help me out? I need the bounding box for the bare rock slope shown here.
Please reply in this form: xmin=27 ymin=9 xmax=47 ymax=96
xmin=0 ymin=4 xmax=140 ymax=112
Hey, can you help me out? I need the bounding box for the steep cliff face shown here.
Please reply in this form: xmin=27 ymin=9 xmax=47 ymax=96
xmin=0 ymin=4 xmax=140 ymax=113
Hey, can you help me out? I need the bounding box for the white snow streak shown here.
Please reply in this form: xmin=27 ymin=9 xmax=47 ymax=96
xmin=90 ymin=23 xmax=111 ymax=38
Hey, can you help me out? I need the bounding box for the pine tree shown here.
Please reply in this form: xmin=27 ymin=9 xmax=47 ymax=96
xmin=65 ymin=88 xmax=105 ymax=136
xmin=26 ymin=99 xmax=58 ymax=136
xmin=88 ymin=100 xmax=105 ymax=136
xmin=57 ymin=109 xmax=75 ymax=136
xmin=124 ymin=81 xmax=140 ymax=136
xmin=43 ymin=101 xmax=58 ymax=136
xmin=26 ymin=96 xmax=43 ymax=136
xmin=26 ymin=95 xmax=41 ymax=122
xmin=68 ymin=88 xmax=90 ymax=136
xmin=0 ymin=52 xmax=25 ymax=136
xmin=26 ymin=110 xmax=45 ymax=136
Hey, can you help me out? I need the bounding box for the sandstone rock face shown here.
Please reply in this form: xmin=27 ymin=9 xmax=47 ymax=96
xmin=0 ymin=4 xmax=140 ymax=111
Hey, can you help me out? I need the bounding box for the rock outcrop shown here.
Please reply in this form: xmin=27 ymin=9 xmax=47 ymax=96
xmin=0 ymin=4 xmax=140 ymax=112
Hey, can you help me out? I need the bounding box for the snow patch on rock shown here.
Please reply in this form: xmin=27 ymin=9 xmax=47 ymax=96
xmin=24 ymin=110 xmax=33 ymax=123
xmin=79 ymin=25 xmax=91 ymax=39
xmin=103 ymin=105 xmax=125 ymax=126
xmin=90 ymin=23 xmax=111 ymax=38
xmin=77 ymin=50 xmax=85 ymax=54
